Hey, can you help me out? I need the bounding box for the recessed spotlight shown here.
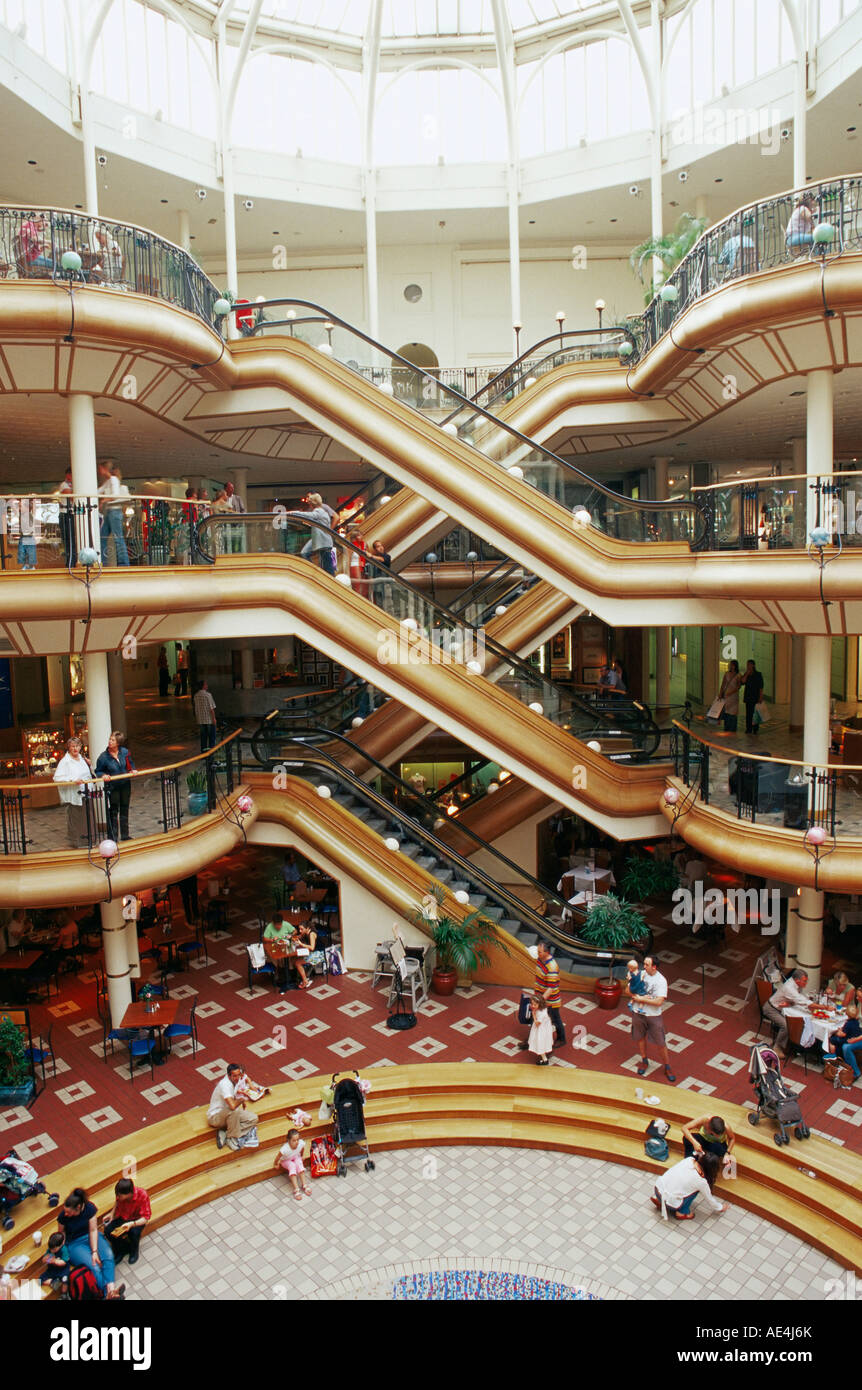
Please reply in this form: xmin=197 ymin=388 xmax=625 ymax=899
xmin=272 ymin=231 xmax=280 ymax=235
xmin=714 ymin=177 xmax=723 ymax=183
xmin=160 ymin=199 xmax=168 ymax=204
xmin=528 ymin=219 xmax=535 ymax=224
xmin=610 ymin=218 xmax=617 ymax=222
xmin=75 ymin=204 xmax=82 ymax=209
xmin=847 ymin=126 xmax=857 ymax=133
xmin=789 ymin=390 xmax=805 ymax=397
xmin=27 ymin=159 xmax=37 ymax=165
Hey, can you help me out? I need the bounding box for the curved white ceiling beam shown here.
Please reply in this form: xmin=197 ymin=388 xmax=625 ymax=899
xmin=223 ymin=0 xmax=265 ymax=131
xmin=516 ymin=26 xmax=636 ymax=114
xmin=377 ymin=56 xmax=505 ymax=112
xmin=489 ymin=0 xmax=522 ymax=341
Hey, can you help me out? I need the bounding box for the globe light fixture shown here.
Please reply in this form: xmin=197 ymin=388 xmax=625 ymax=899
xmin=663 ymin=787 xmax=680 ymax=806
xmin=619 ymin=341 xmax=634 ymax=358
xmin=573 ymin=506 xmax=592 ymax=527
xmin=508 ymin=465 xmax=524 ymax=479
xmin=809 ymin=526 xmax=830 ymax=548
xmin=587 ymin=740 xmax=601 ymax=753
xmin=316 ymin=785 xmax=332 ymax=798
xmin=528 ymin=701 xmax=543 ymax=714
xmin=61 ymin=250 xmax=82 ymax=274
xmin=813 ymin=222 xmax=835 ymax=245
xmin=334 ymin=572 xmax=352 ymax=586
xmin=384 ymin=837 xmax=400 ymax=851
xmin=659 ymin=283 xmax=679 ymax=302
xmin=236 ymin=795 xmax=253 ymax=815
xmin=453 ymin=890 xmax=469 ymax=905
xmin=213 ymin=297 xmax=232 ymax=316
xmin=351 ymin=716 xmax=364 ymax=728
xmin=99 ymin=838 xmax=118 ymax=859
xmin=78 ymin=547 xmax=99 ymax=568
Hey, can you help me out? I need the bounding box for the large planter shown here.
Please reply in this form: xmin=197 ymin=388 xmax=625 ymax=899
xmin=187 ymin=791 xmax=208 ymax=817
xmin=0 ymin=1080 xmax=35 ymax=1107
xmin=432 ymin=967 xmax=458 ymax=996
xmin=594 ymin=978 xmax=622 ymax=1011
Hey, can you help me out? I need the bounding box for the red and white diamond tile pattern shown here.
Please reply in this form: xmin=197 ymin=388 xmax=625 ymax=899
xmin=5 ymin=845 xmax=862 ymax=1174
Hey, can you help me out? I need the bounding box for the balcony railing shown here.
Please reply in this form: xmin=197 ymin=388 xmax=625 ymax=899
xmin=670 ymin=723 xmax=844 ymax=836
xmin=0 ymin=731 xmax=244 ymax=858
xmin=631 ymin=174 xmax=862 ymax=355
xmin=0 ymin=205 xmax=221 ymax=327
xmin=692 ymin=470 xmax=862 ymax=551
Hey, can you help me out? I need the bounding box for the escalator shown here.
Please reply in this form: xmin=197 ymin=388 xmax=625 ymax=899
xmin=247 ymin=730 xmax=649 ymax=976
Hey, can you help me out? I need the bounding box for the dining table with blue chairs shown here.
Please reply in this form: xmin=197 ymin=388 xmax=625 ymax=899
xmin=119 ymin=998 xmax=180 ymax=1072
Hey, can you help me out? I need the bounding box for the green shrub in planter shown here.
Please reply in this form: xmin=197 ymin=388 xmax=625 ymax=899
xmin=620 ymin=855 xmax=679 ymax=903
xmin=0 ymin=1012 xmax=33 ymax=1102
xmin=579 ymin=894 xmax=649 ymax=983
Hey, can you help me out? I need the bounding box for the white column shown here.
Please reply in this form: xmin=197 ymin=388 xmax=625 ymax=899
xmin=506 ymin=166 xmax=522 ymax=351
xmin=784 ymin=898 xmax=800 ymax=972
xmin=177 ymin=209 xmax=190 ymax=252
xmin=806 ymin=369 xmax=833 ymax=538
xmin=102 ymin=898 xmax=132 ymax=1028
xmin=68 ymin=394 xmax=99 ymax=554
xmin=222 ymin=155 xmax=239 ymax=340
xmin=364 ymin=170 xmax=380 ymax=343
xmin=83 ymin=652 xmax=112 ymax=762
xmin=241 ymin=648 xmax=255 ymax=690
xmin=654 ymin=457 xmax=671 ymax=710
xmin=793 ymin=44 xmax=807 ymax=190
xmin=798 ymin=632 xmax=830 ymax=994
xmin=81 ymin=95 xmax=99 ymax=218
xmin=106 ymin=650 xmax=126 ymax=734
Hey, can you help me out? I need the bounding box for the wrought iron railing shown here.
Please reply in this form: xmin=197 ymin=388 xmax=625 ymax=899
xmin=670 ymin=723 xmax=841 ymax=834
xmin=0 ymin=731 xmax=244 ymax=857
xmin=0 ymin=205 xmax=222 ymax=327
xmin=692 ymin=470 xmax=862 ymax=551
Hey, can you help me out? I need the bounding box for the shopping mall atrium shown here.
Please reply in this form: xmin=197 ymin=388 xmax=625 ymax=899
xmin=0 ymin=0 xmax=861 ymax=1312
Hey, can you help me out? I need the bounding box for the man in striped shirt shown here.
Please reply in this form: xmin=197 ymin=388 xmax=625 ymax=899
xmin=531 ymin=940 xmax=566 ymax=1049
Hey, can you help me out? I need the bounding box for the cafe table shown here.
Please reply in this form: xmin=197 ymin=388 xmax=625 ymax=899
xmin=119 ymin=998 xmax=179 ymax=1065
xmin=145 ymin=922 xmax=195 ymax=971
xmin=783 ymin=1006 xmax=845 ymax=1050
xmin=0 ymin=950 xmax=44 ymax=973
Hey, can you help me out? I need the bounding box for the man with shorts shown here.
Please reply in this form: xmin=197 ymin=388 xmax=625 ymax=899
xmin=628 ymin=955 xmax=675 ymax=1084
xmin=519 ymin=940 xmax=566 ymax=1050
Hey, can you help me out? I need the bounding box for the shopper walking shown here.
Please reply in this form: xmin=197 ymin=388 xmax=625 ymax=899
xmin=629 ymin=955 xmax=676 ymax=1084
xmin=176 ymin=642 xmax=189 ymax=695
xmin=157 ymin=646 xmax=170 ymax=697
xmin=97 ymin=459 xmax=130 ymax=567
xmin=194 ymin=679 xmax=218 ymax=752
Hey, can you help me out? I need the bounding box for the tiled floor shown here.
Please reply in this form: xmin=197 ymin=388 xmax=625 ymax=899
xmin=4 ymin=842 xmax=862 ymax=1174
xmin=113 ymin=1146 xmax=846 ymax=1302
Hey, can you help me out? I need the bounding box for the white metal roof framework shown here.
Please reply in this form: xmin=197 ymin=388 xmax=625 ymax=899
xmin=1 ymin=0 xmax=850 ymax=339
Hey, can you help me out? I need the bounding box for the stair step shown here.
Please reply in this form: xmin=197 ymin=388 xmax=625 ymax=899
xmin=416 ymin=856 xmax=437 ymax=871
xmin=367 ymin=818 xmax=387 ymax=833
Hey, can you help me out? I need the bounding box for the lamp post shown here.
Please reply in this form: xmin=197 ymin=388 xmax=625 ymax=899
xmin=425 ymin=551 xmax=438 ymax=602
xmin=555 ymin=310 xmax=565 ymax=347
xmin=594 ymin=298 xmax=605 ymax=331
xmin=513 ymin=321 xmax=522 ymax=358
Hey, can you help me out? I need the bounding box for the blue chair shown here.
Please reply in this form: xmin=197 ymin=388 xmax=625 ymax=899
xmin=25 ymin=1023 xmax=55 ymax=1084
xmin=177 ymin=927 xmax=205 ymax=969
xmin=165 ymin=1001 xmax=198 ymax=1056
xmin=247 ymin=944 xmax=276 ymax=996
xmin=127 ymin=1033 xmax=157 ymax=1083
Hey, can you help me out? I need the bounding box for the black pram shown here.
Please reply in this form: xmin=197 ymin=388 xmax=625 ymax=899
xmin=331 ymin=1071 xmax=375 ymax=1177
xmin=0 ymin=1149 xmax=59 ymax=1230
xmin=747 ymin=1045 xmax=810 ymax=1146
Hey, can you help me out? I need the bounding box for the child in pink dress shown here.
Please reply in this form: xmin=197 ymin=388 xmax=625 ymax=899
xmin=273 ymin=1127 xmax=312 ymax=1201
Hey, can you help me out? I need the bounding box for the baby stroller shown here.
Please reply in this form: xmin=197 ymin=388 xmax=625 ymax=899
xmin=747 ymin=1045 xmax=811 ymax=1146
xmin=331 ymin=1071 xmax=375 ymax=1177
xmin=0 ymin=1149 xmax=59 ymax=1230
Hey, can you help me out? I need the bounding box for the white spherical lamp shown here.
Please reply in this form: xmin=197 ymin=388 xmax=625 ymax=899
xmin=587 ymin=740 xmax=601 ymax=753
xmin=213 ymin=297 xmax=232 ymax=317
xmin=466 ymin=659 xmax=483 ymax=674
xmin=508 ymin=466 xmax=524 ymax=480
xmin=316 ymin=785 xmax=332 ymax=799
xmin=334 ymin=572 xmax=352 ymax=586
xmin=236 ymin=795 xmax=253 ymax=815
xmin=351 ymin=716 xmax=364 ymax=728
xmin=99 ymin=838 xmax=118 ymax=859
xmin=384 ymin=837 xmax=399 ymax=852
xmin=528 ymin=701 xmax=543 ymax=714
xmin=61 ymin=250 xmax=82 ymax=273
xmin=663 ymin=787 xmax=680 ymax=806
xmin=454 ymin=890 xmax=469 ymax=905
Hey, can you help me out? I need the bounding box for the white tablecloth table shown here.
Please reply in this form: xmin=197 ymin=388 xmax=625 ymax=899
xmin=783 ymin=1007 xmax=845 ymax=1049
xmin=837 ymin=908 xmax=862 ymax=934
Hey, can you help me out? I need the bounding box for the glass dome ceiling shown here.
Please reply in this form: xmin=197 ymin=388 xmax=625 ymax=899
xmin=196 ymin=0 xmax=618 ymax=40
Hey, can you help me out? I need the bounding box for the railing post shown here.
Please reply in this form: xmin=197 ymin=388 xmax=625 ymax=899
xmin=205 ymin=753 xmax=217 ymax=812
xmin=701 ymin=744 xmax=710 ymax=805
xmin=681 ymin=729 xmax=691 ymax=785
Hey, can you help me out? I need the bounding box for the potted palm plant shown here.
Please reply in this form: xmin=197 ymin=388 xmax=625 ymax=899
xmin=629 ymin=212 xmax=707 ymax=303
xmin=411 ymin=887 xmax=503 ymax=995
xmin=186 ymin=768 xmax=208 ymax=817
xmin=579 ymin=894 xmax=649 ymax=1010
xmin=0 ymin=1013 xmax=35 ymax=1106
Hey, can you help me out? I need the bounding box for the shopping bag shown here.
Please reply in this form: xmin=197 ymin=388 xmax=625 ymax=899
xmin=705 ymin=697 xmax=725 ymax=722
xmin=310 ymin=1135 xmax=338 ymax=1178
xmin=754 ymin=700 xmax=771 ymax=724
xmin=517 ymin=993 xmax=533 ymax=1026
xmin=247 ymin=943 xmax=266 ymax=970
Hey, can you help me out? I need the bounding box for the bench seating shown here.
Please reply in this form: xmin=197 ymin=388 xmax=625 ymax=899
xmin=3 ymin=1064 xmax=860 ymax=1287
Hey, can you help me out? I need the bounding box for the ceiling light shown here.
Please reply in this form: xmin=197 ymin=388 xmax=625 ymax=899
xmin=27 ymin=159 xmax=37 ymax=165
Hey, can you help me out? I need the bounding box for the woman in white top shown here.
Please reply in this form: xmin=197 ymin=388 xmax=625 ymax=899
xmin=53 ymin=737 xmax=94 ymax=848
xmin=651 ymin=1152 xmax=727 ymax=1221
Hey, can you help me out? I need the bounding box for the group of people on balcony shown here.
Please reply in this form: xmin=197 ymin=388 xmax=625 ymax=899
xmin=716 ymin=659 xmax=765 ymax=735
xmin=53 ymin=731 xmax=137 ymax=848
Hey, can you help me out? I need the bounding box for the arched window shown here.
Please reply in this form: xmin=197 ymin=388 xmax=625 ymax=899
xmin=519 ymin=38 xmax=649 ymax=158
xmin=231 ymin=51 xmax=360 ymax=162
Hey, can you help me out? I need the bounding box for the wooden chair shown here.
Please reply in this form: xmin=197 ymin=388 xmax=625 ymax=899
xmin=755 ymin=978 xmax=778 ymax=1041
xmin=785 ymin=1013 xmax=821 ymax=1075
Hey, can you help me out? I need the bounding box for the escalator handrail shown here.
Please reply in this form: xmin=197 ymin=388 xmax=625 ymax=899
xmin=248 ymin=727 xmax=594 ymax=958
xmin=447 ymin=327 xmax=632 ymax=420
xmin=196 ymin=511 xmax=660 ymax=752
xmin=242 ymin=297 xmax=706 ymax=546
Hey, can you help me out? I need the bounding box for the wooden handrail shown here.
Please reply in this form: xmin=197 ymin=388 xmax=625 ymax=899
xmin=6 ymin=729 xmax=242 ymax=793
xmin=671 ymin=719 xmax=860 ymax=773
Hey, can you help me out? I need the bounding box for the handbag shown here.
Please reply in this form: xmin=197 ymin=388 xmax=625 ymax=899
xmin=823 ymin=1058 xmax=854 ymax=1089
xmin=754 ymin=699 xmax=771 ymax=724
xmin=310 ymin=1136 xmax=338 ymax=1178
xmin=705 ymin=697 xmax=725 ymax=722
xmin=517 ymin=993 xmax=533 ymax=1026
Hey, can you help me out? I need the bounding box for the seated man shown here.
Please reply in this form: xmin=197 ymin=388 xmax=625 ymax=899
xmin=264 ymin=912 xmax=297 ymax=994
xmin=102 ymin=1178 xmax=151 ymax=1266
xmin=55 ymin=914 xmax=80 ymax=970
xmin=762 ymin=968 xmax=810 ymax=1056
xmin=207 ymin=1062 xmax=268 ymax=1152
